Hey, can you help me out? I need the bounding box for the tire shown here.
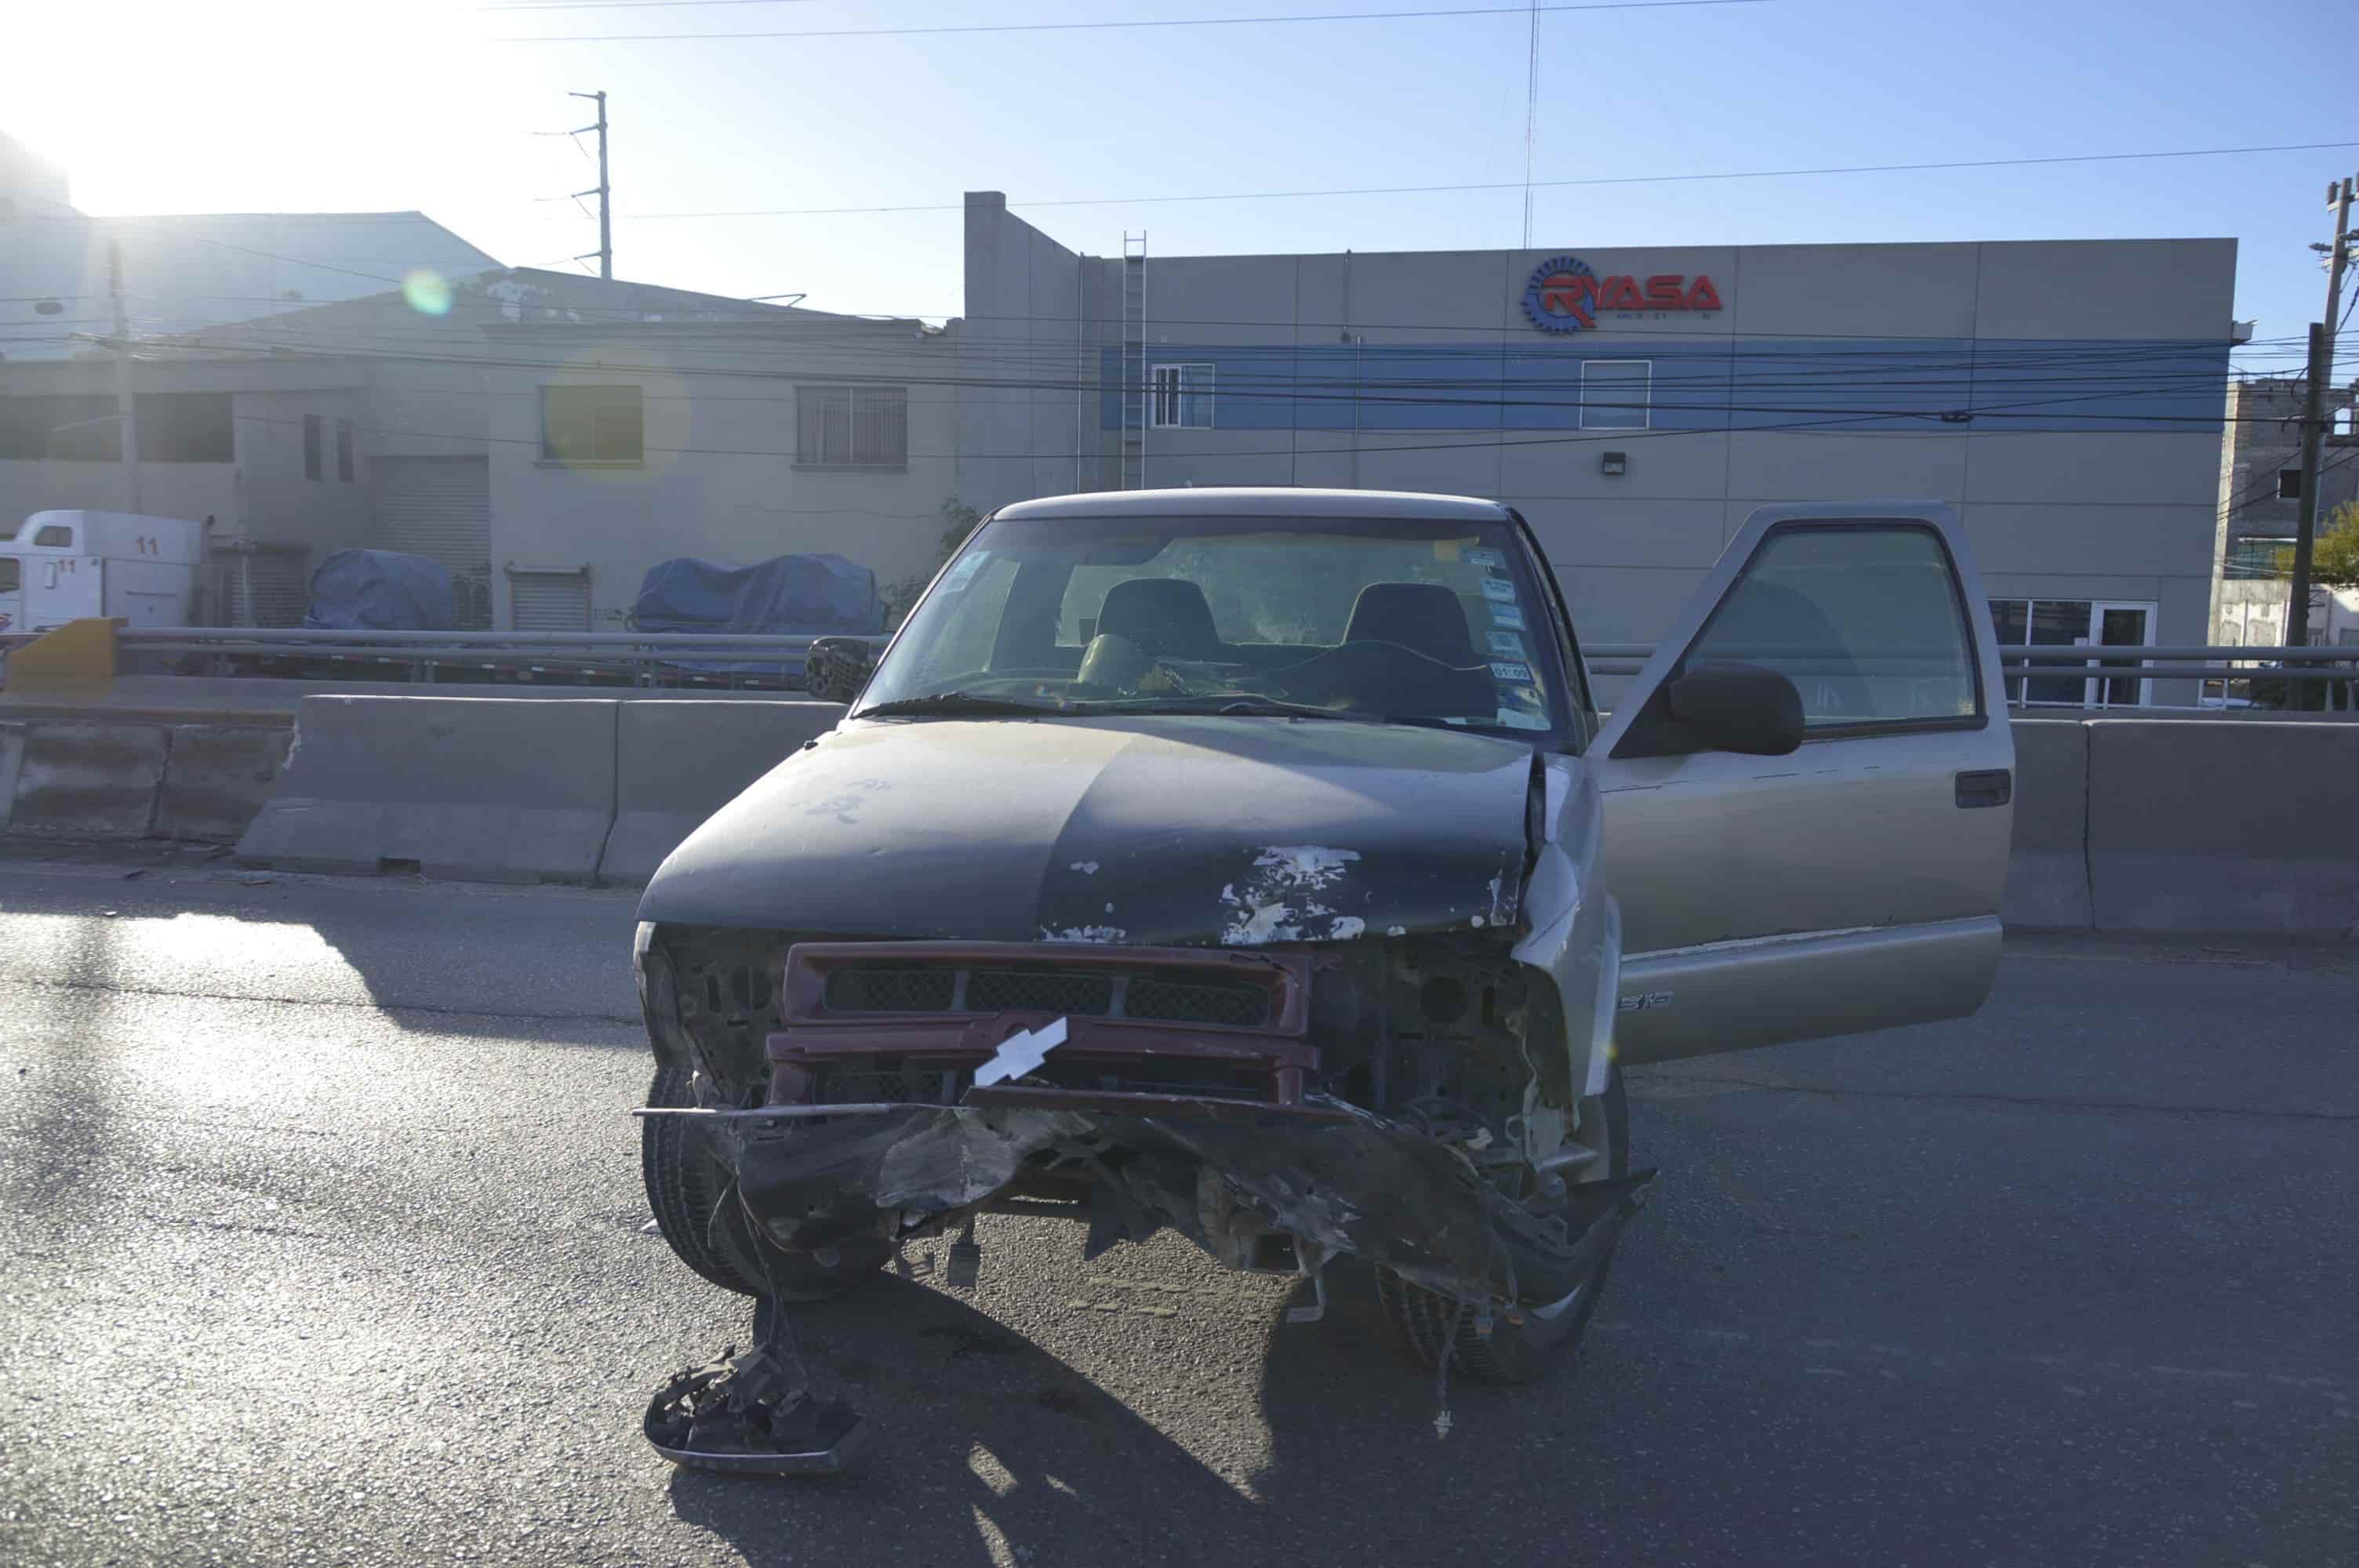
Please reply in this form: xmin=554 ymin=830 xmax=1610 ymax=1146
xmin=1379 ymin=1068 xmax=1629 ymax=1385
xmin=640 ymin=1062 xmax=892 ymax=1302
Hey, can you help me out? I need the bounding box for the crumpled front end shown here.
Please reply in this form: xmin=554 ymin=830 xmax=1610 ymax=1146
xmin=643 ymin=899 xmax=1642 ymax=1308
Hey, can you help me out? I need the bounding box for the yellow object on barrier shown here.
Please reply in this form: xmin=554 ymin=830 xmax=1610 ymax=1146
xmin=5 ymin=618 xmax=122 ymax=692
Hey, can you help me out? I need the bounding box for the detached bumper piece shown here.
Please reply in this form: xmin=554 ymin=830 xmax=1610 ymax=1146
xmin=644 ymin=1301 xmax=867 ymax=1475
xmin=644 ymin=1355 xmax=867 ymax=1475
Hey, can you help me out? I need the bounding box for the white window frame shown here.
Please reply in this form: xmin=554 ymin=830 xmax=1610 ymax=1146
xmin=1150 ymin=363 xmax=1214 ymax=430
xmin=1579 ymin=358 xmax=1652 ymax=431
xmin=1990 ymin=597 xmax=2157 ymax=709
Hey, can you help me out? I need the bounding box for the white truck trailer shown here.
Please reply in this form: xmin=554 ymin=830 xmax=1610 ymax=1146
xmin=0 ymin=510 xmax=208 ymax=636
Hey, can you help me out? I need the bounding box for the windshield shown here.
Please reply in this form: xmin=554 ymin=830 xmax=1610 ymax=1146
xmin=856 ymin=512 xmax=1576 ymax=742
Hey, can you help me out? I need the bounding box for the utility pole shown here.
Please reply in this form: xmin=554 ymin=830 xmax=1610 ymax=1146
xmin=569 ymin=89 xmax=611 ymax=279
xmin=107 ymin=238 xmax=142 ymax=513
xmin=2287 ymin=175 xmax=2354 ymax=674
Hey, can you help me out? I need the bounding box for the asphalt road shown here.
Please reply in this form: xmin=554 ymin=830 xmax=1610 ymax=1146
xmin=2 ymin=845 xmax=2354 ymax=1567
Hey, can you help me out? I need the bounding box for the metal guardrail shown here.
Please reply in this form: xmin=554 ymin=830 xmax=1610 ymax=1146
xmin=106 ymin=626 xmax=894 ymax=688
xmin=31 ymin=626 xmax=2358 ymax=697
xmin=113 ymin=628 xmax=883 ymax=648
xmin=1583 ymin=644 xmax=2359 ymax=685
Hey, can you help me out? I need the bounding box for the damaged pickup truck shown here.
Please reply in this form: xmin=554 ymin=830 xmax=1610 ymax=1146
xmin=632 ymin=488 xmax=2014 ymax=1469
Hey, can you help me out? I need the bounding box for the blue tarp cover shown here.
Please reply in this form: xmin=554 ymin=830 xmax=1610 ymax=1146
xmin=631 ymin=554 xmax=881 ymax=637
xmin=303 ymin=549 xmax=456 ymax=631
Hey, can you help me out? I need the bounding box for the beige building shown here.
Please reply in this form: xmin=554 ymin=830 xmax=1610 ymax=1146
xmin=2 ymin=269 xmax=960 ymax=628
xmin=957 ymin=196 xmax=2241 ymax=706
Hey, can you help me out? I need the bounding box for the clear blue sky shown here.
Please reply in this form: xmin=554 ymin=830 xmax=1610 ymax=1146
xmin=12 ymin=0 xmax=2354 ymax=368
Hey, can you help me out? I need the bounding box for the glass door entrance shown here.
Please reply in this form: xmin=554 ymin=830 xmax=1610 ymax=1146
xmin=1989 ymin=598 xmax=2155 ymax=707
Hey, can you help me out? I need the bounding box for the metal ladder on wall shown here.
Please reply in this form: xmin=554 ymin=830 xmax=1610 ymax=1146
xmin=1119 ymin=232 xmax=1147 ymax=489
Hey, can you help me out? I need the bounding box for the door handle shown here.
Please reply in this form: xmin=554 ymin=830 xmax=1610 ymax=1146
xmin=1954 ymin=768 xmax=2012 ymax=809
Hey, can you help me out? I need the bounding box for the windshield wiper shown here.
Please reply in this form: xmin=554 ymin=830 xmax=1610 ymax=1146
xmin=1096 ymin=695 xmax=1372 ymax=722
xmin=1115 ymin=698 xmax=1506 ymax=736
xmin=850 ymin=691 xmax=1065 ymax=720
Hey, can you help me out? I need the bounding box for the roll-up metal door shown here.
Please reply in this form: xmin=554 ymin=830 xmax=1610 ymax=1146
xmin=505 ymin=564 xmax=593 ymax=630
xmin=209 ymin=545 xmax=311 ymax=627
xmin=246 ymin=546 xmax=311 ymax=627
xmin=373 ymin=456 xmax=491 ymax=628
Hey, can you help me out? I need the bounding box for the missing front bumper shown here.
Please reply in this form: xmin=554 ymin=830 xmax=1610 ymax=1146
xmin=641 ymin=1097 xmax=1652 ymax=1307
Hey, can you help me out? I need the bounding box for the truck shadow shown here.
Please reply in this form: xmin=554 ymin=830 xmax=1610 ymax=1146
xmin=1245 ymin=1258 xmax=1641 ymax=1556
xmin=662 ymin=1246 xmax=1656 ymax=1568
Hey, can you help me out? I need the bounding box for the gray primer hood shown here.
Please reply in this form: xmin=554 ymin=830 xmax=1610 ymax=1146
xmin=639 ymin=716 xmax=1536 ymax=946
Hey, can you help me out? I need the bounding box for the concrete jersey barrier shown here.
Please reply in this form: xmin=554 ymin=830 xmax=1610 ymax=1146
xmin=5 ymin=688 xmax=2350 ymax=938
xmin=0 ymin=717 xmax=287 ymax=844
xmin=157 ymin=727 xmax=293 ymax=843
xmin=2001 ymin=720 xmax=2092 ymax=930
xmin=598 ymin=699 xmax=846 ymax=884
xmin=2 ymin=722 xmax=169 ymax=837
xmin=238 ymin=696 xmax=620 ymax=882
xmin=2084 ymin=718 xmax=2359 ymax=937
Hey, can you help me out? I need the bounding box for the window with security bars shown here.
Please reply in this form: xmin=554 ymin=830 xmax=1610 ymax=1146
xmin=797 ymin=385 xmax=908 ymax=466
xmin=1150 ymin=364 xmax=1213 ymax=429
xmin=540 ymin=384 xmax=644 ymax=463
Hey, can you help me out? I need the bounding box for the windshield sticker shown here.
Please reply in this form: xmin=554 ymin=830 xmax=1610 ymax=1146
xmin=1486 ymin=630 xmax=1526 ymax=659
xmin=1495 ymin=706 xmax=1550 ymax=731
xmin=1489 ymin=603 xmax=1526 ymax=630
xmin=1479 ymin=575 xmax=1518 ymax=603
xmin=937 ymin=550 xmax=988 ymax=593
xmin=1463 ymin=548 xmax=1505 ymax=569
xmin=1489 ymin=661 xmax=1532 ymax=683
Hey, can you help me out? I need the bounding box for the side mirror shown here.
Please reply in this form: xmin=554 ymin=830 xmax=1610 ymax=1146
xmin=805 ymin=637 xmax=877 ymax=704
xmin=1665 ymin=662 xmax=1804 ymax=756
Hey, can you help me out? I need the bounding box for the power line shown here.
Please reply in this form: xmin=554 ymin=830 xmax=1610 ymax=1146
xmin=111 ymin=315 xmax=2301 ymax=366
xmin=84 ymin=332 xmax=2318 ymax=396
xmin=152 ymin=319 xmax=2299 ymax=386
xmin=192 ymin=300 xmax=2324 ymax=349
xmin=88 ymin=258 xmax=2310 ymax=344
xmin=2241 ymin=445 xmax=2359 ymax=516
xmin=119 ymin=331 xmax=2271 ymax=432
xmin=491 ymin=0 xmax=1771 ymax=45
xmin=127 ymin=317 xmax=2268 ymax=384
xmin=120 ymin=310 xmax=2281 ymax=400
xmin=78 ymin=264 xmax=2306 ymax=376
xmin=608 ymin=139 xmax=2359 ymax=220
xmin=114 ymin=347 xmax=2263 ymax=411
xmin=209 ymin=390 xmax=2259 ymax=471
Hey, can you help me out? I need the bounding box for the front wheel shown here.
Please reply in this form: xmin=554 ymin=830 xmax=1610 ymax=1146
xmin=640 ymin=1062 xmax=892 ymax=1301
xmin=1379 ymin=1068 xmax=1630 ymax=1384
